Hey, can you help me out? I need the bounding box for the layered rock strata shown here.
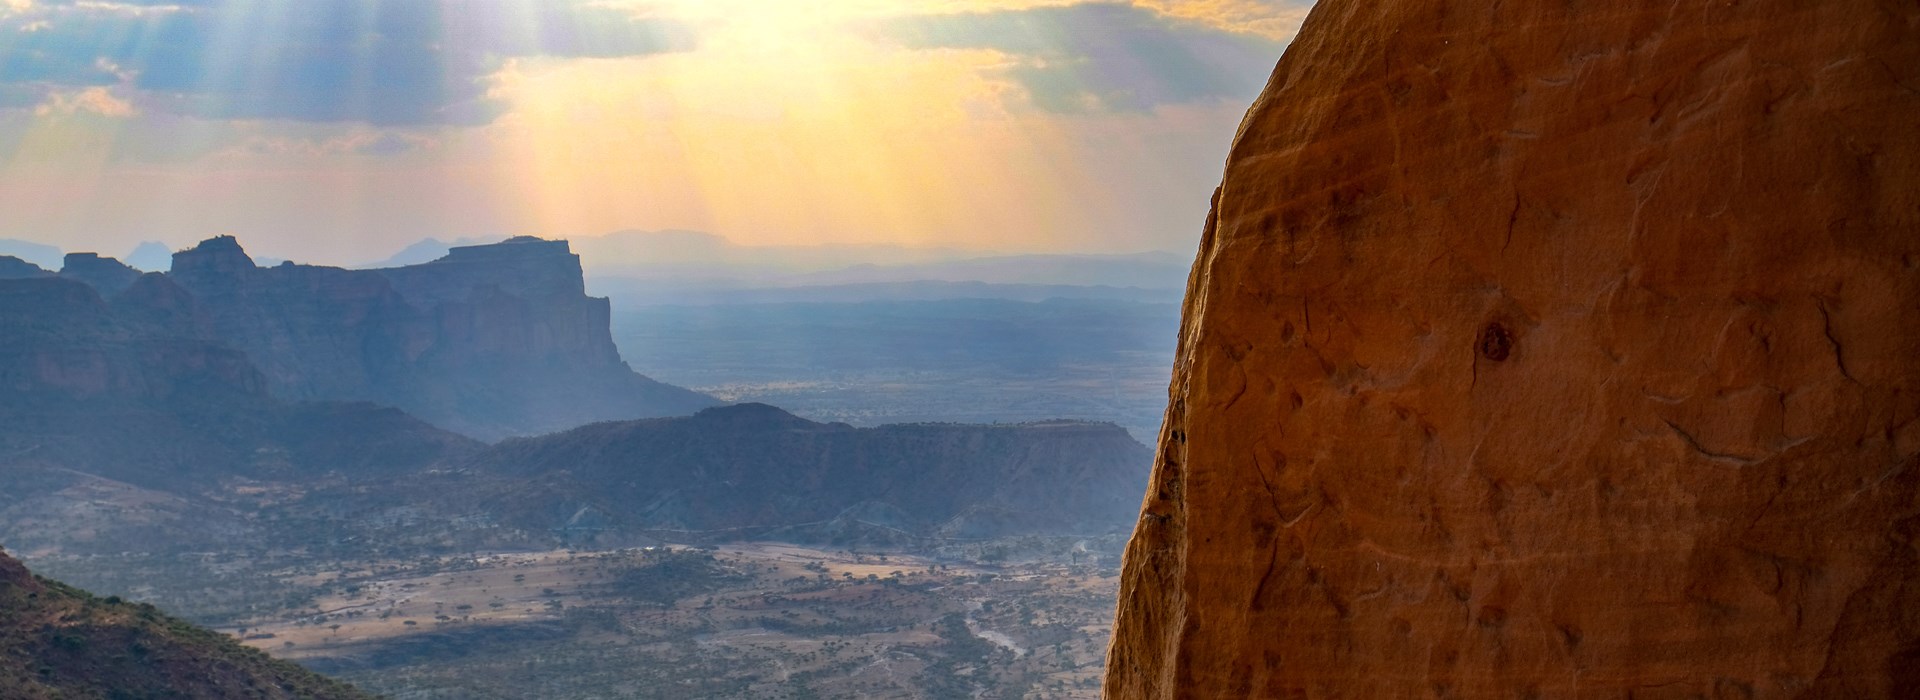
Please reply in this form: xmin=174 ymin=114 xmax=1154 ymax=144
xmin=1106 ymin=0 xmax=1920 ymax=697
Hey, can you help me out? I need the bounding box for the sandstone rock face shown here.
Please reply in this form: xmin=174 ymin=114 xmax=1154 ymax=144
xmin=1106 ymin=1 xmax=1919 ymax=698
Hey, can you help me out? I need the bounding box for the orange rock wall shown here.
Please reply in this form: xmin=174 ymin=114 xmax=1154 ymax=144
xmin=1106 ymin=0 xmax=1920 ymax=697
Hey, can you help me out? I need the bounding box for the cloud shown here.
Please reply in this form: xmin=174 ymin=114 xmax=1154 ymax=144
xmin=1135 ymin=0 xmax=1313 ymax=40
xmin=222 ymin=129 xmax=436 ymax=158
xmin=32 ymin=84 xmax=132 ymax=115
xmin=0 ymin=0 xmax=697 ymax=125
xmin=880 ymin=2 xmax=1284 ymax=113
xmin=350 ymin=131 xmax=430 ymax=155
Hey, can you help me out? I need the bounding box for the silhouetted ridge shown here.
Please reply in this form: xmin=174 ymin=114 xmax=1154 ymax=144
xmin=0 ymin=255 xmax=49 ymax=280
xmin=685 ymin=402 xmax=825 ymax=430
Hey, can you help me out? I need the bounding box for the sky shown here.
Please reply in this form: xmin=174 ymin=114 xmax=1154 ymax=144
xmin=0 ymin=0 xmax=1310 ymax=266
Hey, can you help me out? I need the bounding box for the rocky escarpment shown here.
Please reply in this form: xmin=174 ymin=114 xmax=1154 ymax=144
xmin=460 ymin=403 xmax=1152 ymax=540
xmin=0 ymin=548 xmax=372 ymax=699
xmin=166 ymin=235 xmax=716 ymax=439
xmin=1106 ymin=0 xmax=1919 ymax=698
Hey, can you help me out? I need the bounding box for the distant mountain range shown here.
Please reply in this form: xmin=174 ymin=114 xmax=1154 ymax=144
xmin=363 ymin=229 xmax=970 ymax=276
xmin=1 ymin=238 xmax=173 ymax=272
xmin=0 ymin=239 xmax=62 ymax=270
xmin=3 ymin=236 xmax=717 ymax=441
xmin=5 ymin=229 xmax=1194 ymax=305
xmin=0 ymin=237 xmax=1154 ymax=557
xmin=459 ymin=402 xmax=1150 ymax=541
xmin=358 ymin=229 xmax=1192 ymax=304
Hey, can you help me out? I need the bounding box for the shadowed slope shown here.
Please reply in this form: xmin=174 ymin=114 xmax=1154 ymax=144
xmin=0 ymin=548 xmax=372 ymax=699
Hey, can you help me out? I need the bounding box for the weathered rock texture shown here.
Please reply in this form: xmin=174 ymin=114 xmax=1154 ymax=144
xmin=1106 ymin=1 xmax=1920 ymax=697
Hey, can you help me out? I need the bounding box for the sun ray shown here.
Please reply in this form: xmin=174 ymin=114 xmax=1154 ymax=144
xmin=0 ymin=0 xmax=1290 ymax=262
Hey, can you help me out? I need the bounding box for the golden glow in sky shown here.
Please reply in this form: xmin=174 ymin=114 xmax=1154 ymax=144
xmin=0 ymin=0 xmax=1305 ymax=264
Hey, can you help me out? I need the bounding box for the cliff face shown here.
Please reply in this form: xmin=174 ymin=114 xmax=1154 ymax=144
xmin=0 ymin=276 xmax=477 ymax=487
xmin=463 ymin=403 xmax=1152 ymax=539
xmin=169 ymin=236 xmax=425 ymax=406
xmin=0 ymin=277 xmax=264 ymax=405
xmin=1107 ymin=1 xmax=1919 ymax=698
xmin=168 ymin=235 xmax=715 ymax=439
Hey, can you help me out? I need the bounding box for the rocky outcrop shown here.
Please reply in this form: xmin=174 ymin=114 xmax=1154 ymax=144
xmin=462 ymin=403 xmax=1152 ymax=539
xmin=166 ymin=235 xmax=716 ymax=439
xmin=1106 ymin=1 xmax=1919 ymax=698
xmin=59 ymin=252 xmax=142 ymax=297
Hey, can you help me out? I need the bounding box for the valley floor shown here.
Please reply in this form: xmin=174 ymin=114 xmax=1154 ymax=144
xmin=200 ymin=542 xmax=1114 ymax=699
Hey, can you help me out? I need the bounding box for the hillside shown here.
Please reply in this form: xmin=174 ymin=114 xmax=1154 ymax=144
xmin=461 ymin=403 xmax=1152 ymax=540
xmin=0 ymin=548 xmax=371 ymax=699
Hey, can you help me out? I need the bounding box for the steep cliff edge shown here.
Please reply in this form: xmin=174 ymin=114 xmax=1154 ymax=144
xmin=375 ymin=236 xmax=716 ymax=438
xmin=1106 ymin=1 xmax=1919 ymax=698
